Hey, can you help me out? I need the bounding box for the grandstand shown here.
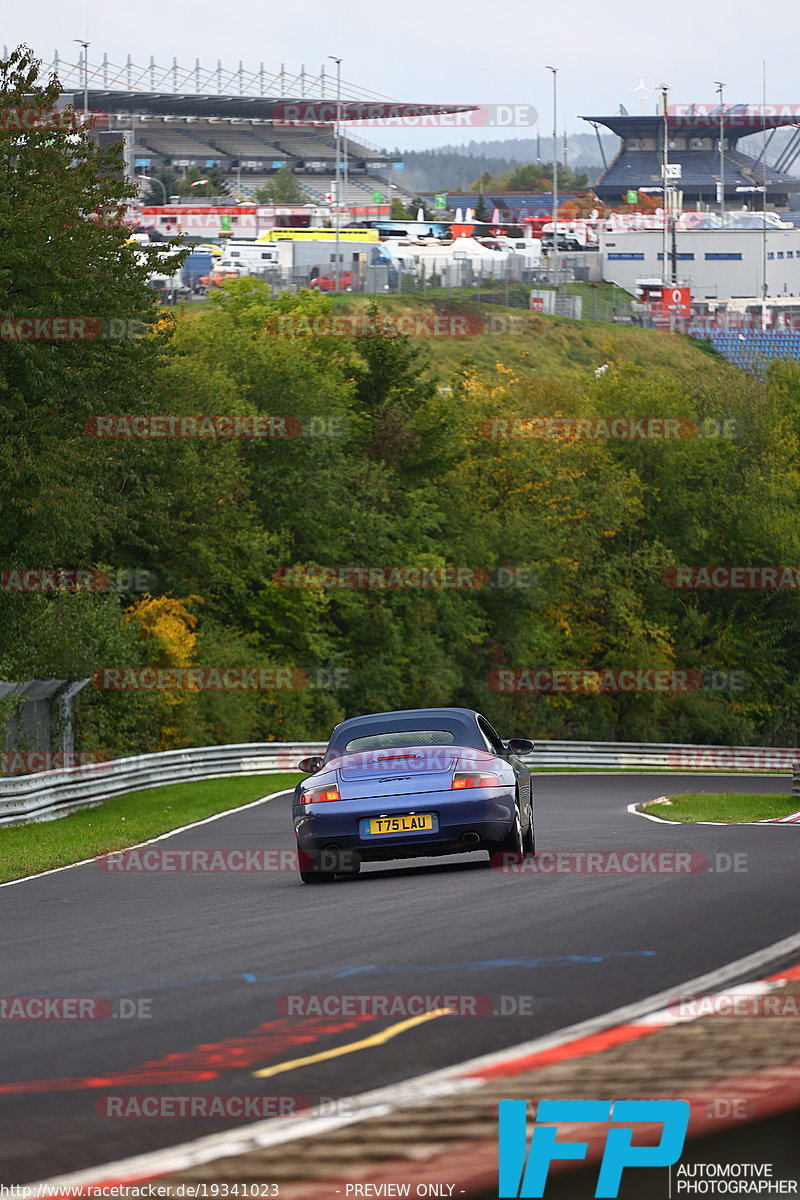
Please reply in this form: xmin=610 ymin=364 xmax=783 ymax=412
xmin=690 ymin=330 xmax=800 ymax=373
xmin=52 ymin=53 xmax=471 ymax=209
xmin=117 ymin=111 xmax=398 ymax=203
xmin=69 ymin=100 xmax=410 ymax=204
xmin=583 ymin=108 xmax=800 ymax=207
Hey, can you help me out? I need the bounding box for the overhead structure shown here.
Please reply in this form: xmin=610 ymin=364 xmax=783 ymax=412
xmin=58 ymin=91 xmax=474 ymax=124
xmin=582 ymin=107 xmax=800 ymax=206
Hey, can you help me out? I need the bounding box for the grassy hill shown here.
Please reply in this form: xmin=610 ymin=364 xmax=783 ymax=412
xmin=327 ymin=290 xmax=733 ymax=384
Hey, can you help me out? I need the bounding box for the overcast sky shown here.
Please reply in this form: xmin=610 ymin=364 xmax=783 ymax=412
xmin=6 ymin=0 xmax=790 ymax=152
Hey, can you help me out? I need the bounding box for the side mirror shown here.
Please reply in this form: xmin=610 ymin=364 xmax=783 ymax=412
xmin=506 ymin=739 xmax=534 ymax=755
xmin=298 ymin=755 xmax=324 ymax=774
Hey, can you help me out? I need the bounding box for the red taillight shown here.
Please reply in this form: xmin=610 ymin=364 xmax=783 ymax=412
xmin=451 ymin=772 xmax=500 ymax=789
xmin=300 ymin=786 xmax=341 ymax=805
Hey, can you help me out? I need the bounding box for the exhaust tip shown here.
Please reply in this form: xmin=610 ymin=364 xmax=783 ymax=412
xmin=462 ymin=831 xmax=482 ymax=845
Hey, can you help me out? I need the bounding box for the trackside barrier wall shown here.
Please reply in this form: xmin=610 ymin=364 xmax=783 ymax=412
xmin=0 ymin=740 xmax=798 ymax=827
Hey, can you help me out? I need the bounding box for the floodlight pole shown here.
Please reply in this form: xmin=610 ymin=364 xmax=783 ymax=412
xmin=715 ymin=81 xmax=725 ymax=227
xmin=74 ymin=40 xmax=90 ymax=121
xmin=736 ymin=185 xmax=769 ymax=328
xmin=762 ymin=60 xmax=768 ymax=330
xmin=329 ymin=56 xmax=342 ymax=284
xmin=763 ymin=180 xmax=768 ymax=328
xmin=545 ymin=66 xmax=558 ymax=289
xmin=661 ymin=85 xmax=670 ymax=286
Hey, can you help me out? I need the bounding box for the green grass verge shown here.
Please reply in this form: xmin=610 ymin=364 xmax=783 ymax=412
xmin=0 ymin=773 xmax=301 ymax=884
xmin=643 ymin=792 xmax=798 ymax=823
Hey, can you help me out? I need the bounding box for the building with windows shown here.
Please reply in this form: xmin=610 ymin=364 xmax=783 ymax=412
xmin=601 ymin=226 xmax=800 ymax=300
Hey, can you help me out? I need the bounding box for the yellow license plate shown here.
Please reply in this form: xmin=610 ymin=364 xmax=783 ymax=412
xmin=366 ymin=814 xmax=434 ymax=835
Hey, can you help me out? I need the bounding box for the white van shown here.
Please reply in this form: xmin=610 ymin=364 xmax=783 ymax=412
xmin=218 ymin=242 xmax=278 ymax=270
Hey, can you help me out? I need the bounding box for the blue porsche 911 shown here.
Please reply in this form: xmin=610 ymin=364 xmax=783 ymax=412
xmin=292 ymin=707 xmax=534 ymax=883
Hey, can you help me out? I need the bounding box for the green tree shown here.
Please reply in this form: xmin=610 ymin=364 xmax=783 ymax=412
xmin=469 ymin=162 xmax=590 ymax=193
xmin=138 ymin=166 xmax=181 ymax=206
xmin=0 ymin=45 xmax=181 ymax=753
xmin=255 ymin=165 xmax=304 ymax=204
xmin=390 ymin=196 xmax=412 ymax=219
xmin=182 ymin=165 xmax=229 ymax=198
xmin=0 ymin=45 xmax=170 ymax=565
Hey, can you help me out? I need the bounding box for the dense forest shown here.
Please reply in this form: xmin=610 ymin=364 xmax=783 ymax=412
xmin=3 ymin=47 xmax=800 ymax=761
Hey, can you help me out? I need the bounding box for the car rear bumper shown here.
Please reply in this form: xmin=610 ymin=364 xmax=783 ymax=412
xmin=293 ymin=790 xmax=518 ymax=863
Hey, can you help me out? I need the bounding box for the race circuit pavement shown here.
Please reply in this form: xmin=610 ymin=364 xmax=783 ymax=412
xmin=0 ymin=772 xmax=796 ymax=1184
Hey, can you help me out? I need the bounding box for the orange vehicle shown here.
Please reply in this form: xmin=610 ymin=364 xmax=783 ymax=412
xmin=199 ymin=267 xmax=241 ymax=288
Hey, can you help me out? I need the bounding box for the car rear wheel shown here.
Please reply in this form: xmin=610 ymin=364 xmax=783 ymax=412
xmin=490 ymin=807 xmax=524 ymax=865
xmin=522 ymin=806 xmax=535 ymax=856
xmin=300 ymin=868 xmax=336 ymax=884
xmin=298 ymin=848 xmax=361 ymax=883
xmin=298 ymin=847 xmax=335 ymax=884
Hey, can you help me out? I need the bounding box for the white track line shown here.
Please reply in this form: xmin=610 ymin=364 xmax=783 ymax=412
xmin=32 ymin=930 xmax=800 ymax=1192
xmin=627 ymin=799 xmax=675 ymax=823
xmin=0 ymin=788 xmax=295 ymax=889
xmin=627 ymin=794 xmax=800 ymax=826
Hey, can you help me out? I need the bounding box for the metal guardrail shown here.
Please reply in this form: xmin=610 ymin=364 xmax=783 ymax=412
xmin=1 ymin=739 xmax=798 ymax=827
xmin=0 ymin=743 xmax=316 ymax=828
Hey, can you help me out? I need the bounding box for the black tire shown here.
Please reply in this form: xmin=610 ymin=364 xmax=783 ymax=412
xmin=298 ymin=847 xmax=336 ymax=884
xmin=336 ymin=857 xmax=361 ymax=877
xmin=490 ymin=806 xmax=524 ymax=866
xmin=299 ymin=869 xmax=336 ymax=884
xmin=522 ymin=803 xmax=535 ymax=856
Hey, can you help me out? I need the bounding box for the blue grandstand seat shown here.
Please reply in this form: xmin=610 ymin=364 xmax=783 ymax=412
xmin=690 ymin=330 xmax=800 ymax=375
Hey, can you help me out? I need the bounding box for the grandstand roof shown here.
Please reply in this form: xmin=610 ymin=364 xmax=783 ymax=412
xmin=62 ymin=91 xmax=475 ymax=123
xmin=582 ymin=110 xmax=800 ymax=142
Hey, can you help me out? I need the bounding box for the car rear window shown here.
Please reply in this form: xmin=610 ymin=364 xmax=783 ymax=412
xmin=344 ymin=729 xmax=456 ymax=753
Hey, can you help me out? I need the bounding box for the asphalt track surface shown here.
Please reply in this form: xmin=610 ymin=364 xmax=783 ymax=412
xmin=0 ymin=773 xmax=796 ymax=1185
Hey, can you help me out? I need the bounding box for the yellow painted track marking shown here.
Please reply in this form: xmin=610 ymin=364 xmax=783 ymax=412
xmin=252 ymin=1007 xmax=454 ymax=1079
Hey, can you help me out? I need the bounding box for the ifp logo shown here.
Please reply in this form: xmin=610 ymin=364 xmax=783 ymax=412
xmin=498 ymin=1099 xmax=690 ymax=1197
